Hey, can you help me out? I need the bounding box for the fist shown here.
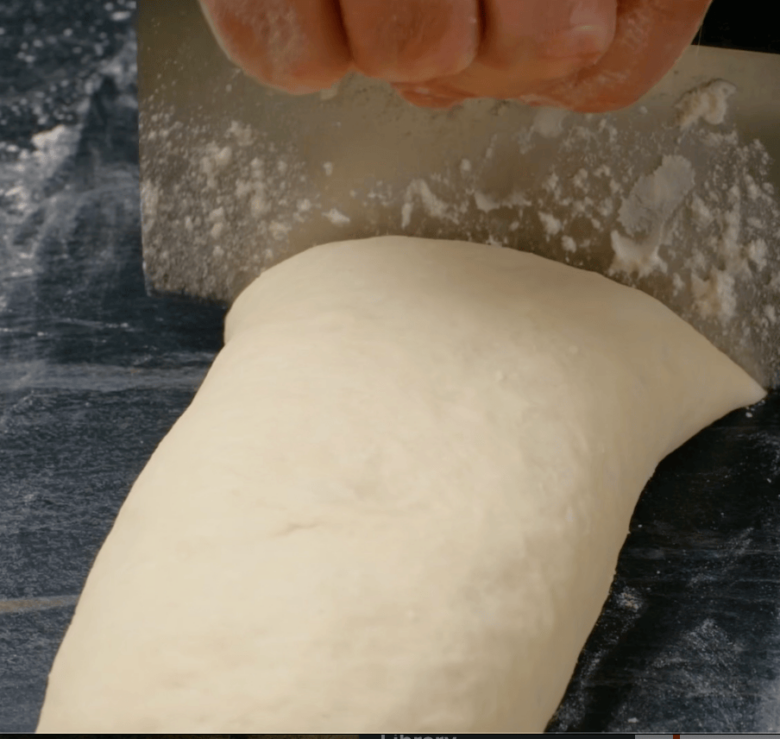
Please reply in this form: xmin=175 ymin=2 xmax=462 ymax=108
xmin=199 ymin=0 xmax=712 ymax=112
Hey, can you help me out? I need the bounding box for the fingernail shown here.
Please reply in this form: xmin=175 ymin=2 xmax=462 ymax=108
xmin=542 ymin=24 xmax=612 ymax=61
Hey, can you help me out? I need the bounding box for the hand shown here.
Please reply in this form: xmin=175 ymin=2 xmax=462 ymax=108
xmin=199 ymin=0 xmax=713 ymax=113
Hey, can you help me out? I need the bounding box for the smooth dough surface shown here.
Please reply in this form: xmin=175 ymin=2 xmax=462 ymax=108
xmin=37 ymin=236 xmax=765 ymax=732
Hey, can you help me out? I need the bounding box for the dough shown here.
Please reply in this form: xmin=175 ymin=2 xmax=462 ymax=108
xmin=37 ymin=236 xmax=764 ymax=732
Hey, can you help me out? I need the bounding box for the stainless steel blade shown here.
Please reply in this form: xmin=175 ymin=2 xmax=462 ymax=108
xmin=138 ymin=0 xmax=780 ymax=386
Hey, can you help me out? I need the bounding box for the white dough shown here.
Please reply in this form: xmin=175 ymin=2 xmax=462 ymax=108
xmin=37 ymin=236 xmax=764 ymax=733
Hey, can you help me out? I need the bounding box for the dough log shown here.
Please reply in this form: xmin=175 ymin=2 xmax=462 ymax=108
xmin=37 ymin=236 xmax=765 ymax=732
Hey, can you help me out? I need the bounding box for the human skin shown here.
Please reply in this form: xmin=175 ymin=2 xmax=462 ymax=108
xmin=199 ymin=0 xmax=712 ymax=112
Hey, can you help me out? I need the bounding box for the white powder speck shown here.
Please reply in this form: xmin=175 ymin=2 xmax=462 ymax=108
xmin=228 ymin=121 xmax=253 ymax=147
xmin=692 ymin=268 xmax=737 ymax=322
xmin=538 ymin=211 xmax=563 ymax=237
xmin=688 ymin=249 xmax=708 ymax=273
xmin=571 ymin=199 xmax=589 ymax=216
xmin=323 ymin=162 xmax=333 ymax=176
xmin=690 ymin=195 xmax=713 ymax=228
xmin=561 ymin=235 xmax=577 ymax=253
xmin=747 ymin=239 xmax=768 ymax=270
xmin=703 ymin=130 xmax=739 ymax=148
xmin=676 ymin=79 xmax=737 ymax=131
xmin=531 ymin=107 xmax=568 ymax=139
xmin=460 ymin=159 xmax=472 ymax=175
xmin=597 ymin=198 xmax=614 ymax=217
xmin=474 ymin=191 xmax=501 ymax=213
xmin=200 ymin=144 xmax=233 ymax=188
xmin=322 ymin=208 xmax=350 ymax=226
xmin=543 ymin=172 xmax=560 ymax=194
xmin=400 ymin=202 xmax=414 ymax=229
xmin=214 ymin=146 xmax=232 ymax=168
xmin=609 ymin=230 xmax=667 ymax=278
xmin=572 ymin=169 xmax=589 ymax=191
xmin=140 ymin=181 xmax=159 ymax=230
xmin=744 ymin=174 xmax=763 ymax=200
xmin=618 ymin=155 xmax=695 ymax=239
xmin=403 ymin=179 xmax=453 ymax=224
xmin=717 ymin=203 xmax=746 ymax=275
xmin=31 ymin=124 xmax=73 ymax=155
xmin=269 ymin=221 xmax=291 ymax=240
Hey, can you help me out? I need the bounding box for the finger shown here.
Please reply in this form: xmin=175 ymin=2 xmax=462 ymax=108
xmin=199 ymin=0 xmax=352 ymax=93
xmin=339 ymin=0 xmax=481 ymax=83
xmin=396 ymin=0 xmax=616 ymax=101
xmin=537 ymin=0 xmax=714 ymax=111
xmin=477 ymin=0 xmax=616 ymax=86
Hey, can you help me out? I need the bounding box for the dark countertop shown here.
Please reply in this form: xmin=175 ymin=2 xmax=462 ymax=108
xmin=1 ymin=0 xmax=779 ymax=732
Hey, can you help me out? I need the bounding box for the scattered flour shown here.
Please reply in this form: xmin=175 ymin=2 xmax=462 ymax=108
xmin=474 ymin=190 xmax=501 ymax=213
xmin=142 ymin=75 xmax=780 ymax=384
xmin=690 ymin=195 xmax=714 ymax=228
xmin=572 ymin=169 xmax=589 ymax=191
xmin=322 ymin=208 xmax=350 ymax=226
xmin=539 ymin=212 xmax=563 ymax=238
xmin=401 ymin=179 xmax=456 ymax=228
xmin=747 ymin=239 xmax=768 ymax=270
xmin=227 ymin=120 xmax=254 ymax=147
xmin=609 ymin=229 xmax=667 ymax=278
xmin=561 ymin=235 xmax=577 ymax=253
xmin=531 ymin=107 xmax=568 ymax=139
xmin=268 ymin=221 xmax=291 ymax=240
xmin=606 ymin=156 xmax=696 ymax=278
xmin=692 ymin=268 xmax=738 ymax=322
xmin=676 ymin=79 xmax=738 ymax=131
xmin=617 ymin=155 xmax=696 ymax=239
xmin=200 ymin=143 xmax=233 ymax=188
